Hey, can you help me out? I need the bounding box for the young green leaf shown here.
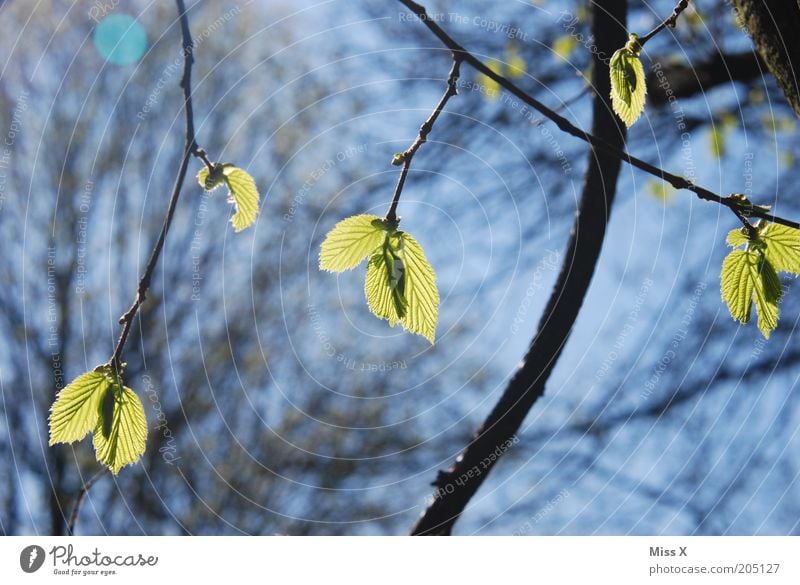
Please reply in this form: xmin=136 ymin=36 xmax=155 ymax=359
xmin=197 ymin=163 xmax=261 ymax=232
xmin=720 ymin=249 xmax=780 ymax=338
xmin=760 ymin=222 xmax=800 ymax=275
xmin=320 ymin=215 xmax=439 ymax=342
xmin=320 ymin=214 xmax=389 ymax=272
xmin=726 ymin=227 xmax=749 ymax=248
xmin=610 ymin=34 xmax=646 ymax=128
xmin=93 ymin=385 xmax=147 ymax=475
xmin=365 ymin=245 xmax=406 ymax=326
xmin=223 ymin=166 xmax=260 ymax=232
xmin=197 ymin=165 xmax=226 ymax=191
xmin=396 ymin=232 xmax=439 ymax=343
xmin=754 ymin=257 xmax=781 ymax=338
xmin=49 ymin=367 xmax=111 ymax=445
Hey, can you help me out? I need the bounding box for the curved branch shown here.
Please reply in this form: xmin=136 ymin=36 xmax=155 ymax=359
xmin=385 ymin=57 xmax=461 ymax=223
xmin=66 ymin=469 xmax=107 ymax=536
xmin=395 ymin=0 xmax=800 ymax=231
xmin=109 ymin=0 xmax=209 ymax=371
xmin=411 ymin=0 xmax=629 ymax=535
xmin=72 ymin=0 xmax=203 ymax=533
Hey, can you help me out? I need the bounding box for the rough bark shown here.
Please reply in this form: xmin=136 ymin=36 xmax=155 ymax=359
xmin=411 ymin=0 xmax=628 ymax=535
xmin=732 ymin=0 xmax=800 ymax=116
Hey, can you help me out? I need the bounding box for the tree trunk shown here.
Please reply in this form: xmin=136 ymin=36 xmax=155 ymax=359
xmin=411 ymin=0 xmax=628 ymax=535
xmin=732 ymin=0 xmax=800 ymax=116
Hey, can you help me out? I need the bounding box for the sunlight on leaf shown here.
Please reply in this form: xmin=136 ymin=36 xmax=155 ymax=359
xmin=709 ymin=127 xmax=726 ymax=158
xmin=476 ymin=59 xmax=503 ymax=100
xmin=647 ymin=180 xmax=674 ymax=202
xmin=365 ymin=244 xmax=405 ymax=326
xmin=552 ymin=35 xmax=578 ymax=60
xmin=505 ymin=43 xmax=527 ymax=78
xmin=93 ymin=385 xmax=147 ymax=475
xmin=49 ymin=367 xmax=111 ymax=445
xmin=320 ymin=214 xmax=389 ymax=272
xmin=197 ymin=165 xmax=226 ymax=191
xmin=320 ymin=215 xmax=439 ymax=343
xmin=760 ymin=222 xmax=800 ymax=275
xmin=726 ymin=227 xmax=749 ymax=248
xmin=223 ymin=166 xmax=260 ymax=232
xmin=610 ymin=34 xmax=646 ymax=128
xmin=720 ymin=249 xmax=779 ymax=338
xmin=198 ymin=163 xmax=260 ymax=231
xmin=396 ymin=232 xmax=439 ymax=343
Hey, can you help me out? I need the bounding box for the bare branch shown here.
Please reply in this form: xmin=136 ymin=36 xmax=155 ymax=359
xmin=66 ymin=469 xmax=107 ymax=536
xmin=395 ymin=0 xmax=800 ymax=231
xmin=109 ymin=0 xmax=208 ymax=372
xmin=410 ymin=0 xmax=628 ymax=535
xmin=385 ymin=57 xmax=461 ymax=224
xmin=638 ymin=0 xmax=690 ymax=46
xmin=72 ymin=0 xmax=204 ymax=532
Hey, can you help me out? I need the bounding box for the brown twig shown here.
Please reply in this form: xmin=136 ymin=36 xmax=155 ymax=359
xmin=395 ymin=0 xmax=799 ymax=232
xmin=385 ymin=57 xmax=461 ymax=224
xmin=109 ymin=0 xmax=208 ymax=372
xmin=66 ymin=469 xmax=107 ymax=536
xmin=71 ymin=0 xmax=204 ymax=533
xmin=638 ymin=0 xmax=691 ymax=46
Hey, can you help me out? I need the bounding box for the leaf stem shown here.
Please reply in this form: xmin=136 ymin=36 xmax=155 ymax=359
xmin=394 ymin=0 xmax=800 ymax=231
xmin=385 ymin=56 xmax=461 ymax=224
xmin=638 ymin=0 xmax=690 ymax=47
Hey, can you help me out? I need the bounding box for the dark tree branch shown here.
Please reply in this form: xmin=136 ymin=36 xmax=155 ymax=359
xmin=108 ymin=0 xmax=209 ymax=372
xmin=411 ymin=0 xmax=629 ymax=535
xmin=66 ymin=469 xmax=106 ymax=536
xmin=385 ymin=57 xmax=461 ymax=224
xmin=72 ymin=0 xmax=204 ymax=534
xmin=395 ymin=0 xmax=800 ymax=231
xmin=638 ymin=0 xmax=690 ymax=46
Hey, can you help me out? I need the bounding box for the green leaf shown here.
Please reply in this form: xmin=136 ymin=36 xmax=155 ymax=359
xmin=198 ymin=163 xmax=261 ymax=231
xmin=505 ymin=43 xmax=527 ymax=78
xmin=93 ymin=385 xmax=147 ymax=475
xmin=709 ymin=126 xmax=726 ymax=158
xmin=754 ymin=258 xmax=781 ymax=338
xmin=320 ymin=214 xmax=389 ymax=272
xmin=610 ymin=35 xmax=646 ymax=128
xmin=396 ymin=232 xmax=439 ymax=343
xmin=721 ymin=250 xmax=754 ymax=324
xmin=363 ymin=231 xmax=438 ymax=342
xmin=760 ymin=222 xmax=800 ymax=275
xmin=720 ymin=249 xmax=780 ymax=338
xmin=197 ymin=164 xmax=226 ymax=191
xmin=49 ymin=367 xmax=112 ymax=445
xmin=647 ymin=180 xmax=674 ymax=202
xmin=223 ymin=166 xmax=260 ymax=232
xmin=476 ymin=59 xmax=503 ymax=100
xmin=365 ymin=245 xmax=405 ymax=326
xmin=552 ymin=35 xmax=578 ymax=60
xmin=726 ymin=227 xmax=749 ymax=248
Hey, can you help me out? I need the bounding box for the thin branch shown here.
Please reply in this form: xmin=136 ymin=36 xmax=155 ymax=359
xmin=385 ymin=57 xmax=461 ymax=224
xmin=395 ymin=0 xmax=800 ymax=231
xmin=71 ymin=0 xmax=204 ymax=532
xmin=66 ymin=469 xmax=107 ymax=536
xmin=109 ymin=0 xmax=208 ymax=371
xmin=410 ymin=0 xmax=629 ymax=534
xmin=638 ymin=0 xmax=691 ymax=46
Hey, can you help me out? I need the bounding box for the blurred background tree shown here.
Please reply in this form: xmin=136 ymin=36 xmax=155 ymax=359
xmin=0 ymin=0 xmax=798 ymax=535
